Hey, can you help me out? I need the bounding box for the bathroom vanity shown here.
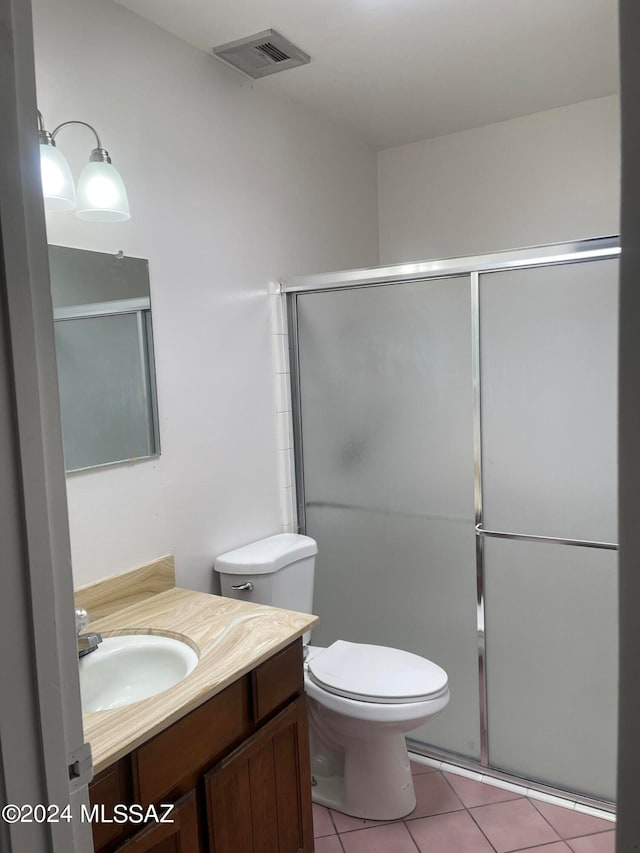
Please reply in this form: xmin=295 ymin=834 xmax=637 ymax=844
xmin=76 ymin=566 xmax=317 ymax=853
xmin=89 ymin=639 xmax=309 ymax=852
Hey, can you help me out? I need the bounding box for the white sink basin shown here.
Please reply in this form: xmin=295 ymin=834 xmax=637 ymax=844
xmin=79 ymin=634 xmax=199 ymax=713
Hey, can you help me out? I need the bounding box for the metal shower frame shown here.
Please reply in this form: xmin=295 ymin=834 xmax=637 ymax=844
xmin=282 ymin=235 xmax=620 ymax=811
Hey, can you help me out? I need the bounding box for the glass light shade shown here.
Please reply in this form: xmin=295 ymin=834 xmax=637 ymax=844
xmin=75 ymin=161 xmax=130 ymax=222
xmin=40 ymin=144 xmax=76 ymax=211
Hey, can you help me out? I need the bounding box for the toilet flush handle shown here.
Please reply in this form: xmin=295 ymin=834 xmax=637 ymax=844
xmin=231 ymin=581 xmax=254 ymax=592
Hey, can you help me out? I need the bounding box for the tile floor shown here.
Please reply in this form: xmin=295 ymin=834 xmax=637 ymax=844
xmin=312 ymin=762 xmax=615 ymax=853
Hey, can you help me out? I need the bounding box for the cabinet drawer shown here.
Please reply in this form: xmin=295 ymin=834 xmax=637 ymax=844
xmin=133 ymin=677 xmax=251 ymax=804
xmin=252 ymin=639 xmax=303 ymax=723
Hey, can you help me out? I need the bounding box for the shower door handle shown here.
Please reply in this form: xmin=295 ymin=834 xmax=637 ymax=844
xmin=474 ymin=523 xmax=617 ymax=550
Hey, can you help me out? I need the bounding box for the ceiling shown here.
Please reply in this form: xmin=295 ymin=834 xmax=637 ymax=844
xmin=114 ymin=0 xmax=619 ymax=150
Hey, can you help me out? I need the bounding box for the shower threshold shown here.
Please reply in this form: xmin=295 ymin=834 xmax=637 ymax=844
xmin=407 ymin=742 xmax=616 ymax=821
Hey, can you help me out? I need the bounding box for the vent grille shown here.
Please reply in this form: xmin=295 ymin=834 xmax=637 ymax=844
xmin=256 ymin=42 xmax=290 ymax=63
xmin=212 ymin=29 xmax=310 ymax=79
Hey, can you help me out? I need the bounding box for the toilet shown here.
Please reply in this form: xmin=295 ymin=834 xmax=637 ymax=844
xmin=215 ymin=533 xmax=450 ymax=820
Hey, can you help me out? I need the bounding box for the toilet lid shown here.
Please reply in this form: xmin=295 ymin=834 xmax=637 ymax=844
xmin=307 ymin=640 xmax=448 ymax=704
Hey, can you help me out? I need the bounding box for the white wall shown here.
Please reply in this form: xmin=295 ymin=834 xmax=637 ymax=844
xmin=378 ymin=96 xmax=620 ymax=263
xmin=32 ymin=0 xmax=379 ymax=590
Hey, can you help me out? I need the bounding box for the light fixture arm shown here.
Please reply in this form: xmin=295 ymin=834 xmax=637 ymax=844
xmin=51 ymin=120 xmax=111 ymax=163
xmin=37 ymin=109 xmax=55 ymax=147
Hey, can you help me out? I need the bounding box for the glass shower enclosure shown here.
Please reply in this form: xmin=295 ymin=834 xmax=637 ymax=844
xmin=284 ymin=238 xmax=619 ymax=805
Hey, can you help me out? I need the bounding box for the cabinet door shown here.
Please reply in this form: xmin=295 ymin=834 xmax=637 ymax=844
xmin=113 ymin=789 xmax=200 ymax=853
xmin=205 ymin=695 xmax=313 ymax=853
xmin=89 ymin=758 xmax=133 ymax=852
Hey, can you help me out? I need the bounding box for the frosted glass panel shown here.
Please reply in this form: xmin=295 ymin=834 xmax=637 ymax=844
xmin=485 ymin=538 xmax=617 ymax=800
xmin=296 ymin=279 xmax=479 ymax=757
xmin=480 ymin=259 xmax=618 ymax=542
xmin=55 ymin=313 xmax=155 ymax=471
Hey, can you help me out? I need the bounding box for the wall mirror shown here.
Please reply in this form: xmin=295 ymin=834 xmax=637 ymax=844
xmin=49 ymin=245 xmax=160 ymax=473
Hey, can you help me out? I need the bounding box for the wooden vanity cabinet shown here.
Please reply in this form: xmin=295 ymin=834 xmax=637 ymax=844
xmin=89 ymin=638 xmax=313 ymax=853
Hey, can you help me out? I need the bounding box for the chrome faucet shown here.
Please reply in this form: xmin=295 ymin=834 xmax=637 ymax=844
xmin=75 ymin=608 xmax=102 ymax=658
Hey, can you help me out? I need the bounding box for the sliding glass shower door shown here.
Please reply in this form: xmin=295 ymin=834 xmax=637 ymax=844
xmin=480 ymin=260 xmax=618 ymax=801
xmin=295 ymin=277 xmax=480 ymax=758
xmin=289 ymin=240 xmax=619 ymax=801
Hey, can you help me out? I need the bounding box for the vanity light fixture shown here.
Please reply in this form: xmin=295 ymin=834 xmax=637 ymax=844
xmin=37 ymin=111 xmax=130 ymax=222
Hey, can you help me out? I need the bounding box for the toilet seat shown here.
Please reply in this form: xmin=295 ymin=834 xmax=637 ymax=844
xmin=307 ymin=640 xmax=448 ymax=704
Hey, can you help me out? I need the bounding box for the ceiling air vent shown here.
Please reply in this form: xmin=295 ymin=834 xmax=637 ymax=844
xmin=212 ymin=29 xmax=311 ymax=79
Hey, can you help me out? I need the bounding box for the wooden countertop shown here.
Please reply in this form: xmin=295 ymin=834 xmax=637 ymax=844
xmin=83 ymin=587 xmax=318 ymax=774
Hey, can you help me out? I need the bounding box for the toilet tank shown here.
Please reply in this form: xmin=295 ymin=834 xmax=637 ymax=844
xmin=214 ymin=534 xmax=317 ymax=619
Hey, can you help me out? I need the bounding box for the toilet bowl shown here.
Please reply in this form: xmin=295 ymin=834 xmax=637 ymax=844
xmin=215 ymin=533 xmax=450 ymax=820
xmin=304 ymin=641 xmax=449 ymax=819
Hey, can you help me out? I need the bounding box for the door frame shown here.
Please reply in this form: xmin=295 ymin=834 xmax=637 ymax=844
xmin=616 ymin=0 xmax=640 ymax=848
xmin=0 ymin=0 xmax=92 ymax=850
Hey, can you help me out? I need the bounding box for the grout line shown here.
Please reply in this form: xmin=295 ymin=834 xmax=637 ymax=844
xmin=336 ymin=819 xmax=395 ymax=834
xmin=328 ymin=807 xmax=340 ymax=837
xmin=403 ymin=818 xmax=425 ymax=853
xmin=528 ymin=796 xmax=569 ymax=839
xmin=527 ymin=790 xmax=577 ymax=809
xmin=516 ymin=801 xmax=563 ymax=848
xmin=463 ymin=802 xmax=500 ymax=852
xmin=528 ymin=797 xmax=616 ymax=843
xmin=567 ymin=829 xmax=616 ymax=838
xmin=409 ymin=754 xmax=442 ymax=771
xmin=440 ymin=761 xmax=483 ymax=782
xmin=404 ymin=805 xmax=471 ymax=825
xmin=440 ymin=769 xmax=528 ymax=808
xmin=482 ymin=777 xmax=529 ymax=797
xmin=438 ymin=768 xmax=469 ymax=811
